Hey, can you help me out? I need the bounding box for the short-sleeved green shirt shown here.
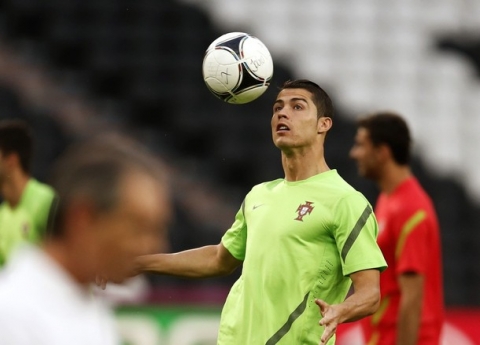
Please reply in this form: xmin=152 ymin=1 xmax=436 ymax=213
xmin=0 ymin=179 xmax=55 ymax=266
xmin=219 ymin=170 xmax=387 ymax=345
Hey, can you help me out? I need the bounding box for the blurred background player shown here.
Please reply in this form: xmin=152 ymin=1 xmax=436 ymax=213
xmin=350 ymin=112 xmax=444 ymax=345
xmin=0 ymin=134 xmax=171 ymax=345
xmin=110 ymin=79 xmax=388 ymax=345
xmin=0 ymin=119 xmax=55 ymax=266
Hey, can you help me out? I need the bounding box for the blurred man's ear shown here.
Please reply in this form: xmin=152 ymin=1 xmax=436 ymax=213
xmin=62 ymin=200 xmax=96 ymax=238
xmin=3 ymin=153 xmax=18 ymax=168
xmin=377 ymin=144 xmax=391 ymax=162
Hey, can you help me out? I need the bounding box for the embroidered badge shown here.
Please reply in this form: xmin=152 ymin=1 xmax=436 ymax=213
xmin=295 ymin=201 xmax=314 ymax=221
xmin=22 ymin=222 xmax=30 ymax=238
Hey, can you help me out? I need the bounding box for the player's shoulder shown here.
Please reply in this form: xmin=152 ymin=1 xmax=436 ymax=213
xmin=0 ymin=270 xmax=28 ymax=307
xmin=29 ymin=179 xmax=55 ymax=197
xmin=392 ymin=177 xmax=435 ymax=210
xmin=0 ymin=201 xmax=10 ymax=221
xmin=322 ymin=171 xmax=367 ymax=200
xmin=334 ymin=190 xmax=371 ymax=211
xmin=24 ymin=180 xmax=56 ymax=207
xmin=328 ymin=174 xmax=372 ymax=210
xmin=249 ymin=178 xmax=284 ymax=193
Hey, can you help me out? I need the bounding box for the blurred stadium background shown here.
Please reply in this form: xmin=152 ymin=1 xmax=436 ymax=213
xmin=1 ymin=0 xmax=480 ymax=343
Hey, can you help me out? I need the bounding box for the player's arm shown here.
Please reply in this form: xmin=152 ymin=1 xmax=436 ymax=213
xmin=134 ymin=242 xmax=242 ymax=278
xmin=397 ymin=272 xmax=423 ymax=345
xmin=315 ymin=269 xmax=381 ymax=344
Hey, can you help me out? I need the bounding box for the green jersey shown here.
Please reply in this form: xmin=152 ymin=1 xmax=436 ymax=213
xmin=219 ymin=170 xmax=387 ymax=345
xmin=0 ymin=179 xmax=55 ymax=266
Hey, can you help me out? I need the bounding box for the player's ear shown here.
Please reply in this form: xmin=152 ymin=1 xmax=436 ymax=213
xmin=62 ymin=199 xmax=97 ymax=237
xmin=377 ymin=144 xmax=391 ymax=161
xmin=317 ymin=116 xmax=332 ymax=134
xmin=4 ymin=152 xmax=19 ymax=169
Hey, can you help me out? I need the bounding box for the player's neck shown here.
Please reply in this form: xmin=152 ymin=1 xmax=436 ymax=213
xmin=281 ymin=149 xmax=330 ymax=182
xmin=1 ymin=169 xmax=30 ymax=208
xmin=378 ymin=164 xmax=411 ymax=195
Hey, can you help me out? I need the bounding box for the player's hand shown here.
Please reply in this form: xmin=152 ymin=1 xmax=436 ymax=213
xmin=315 ymin=299 xmax=340 ymax=344
xmin=95 ymin=259 xmax=143 ymax=290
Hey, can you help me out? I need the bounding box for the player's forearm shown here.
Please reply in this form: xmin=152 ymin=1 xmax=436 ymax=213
xmin=135 ymin=245 xmax=235 ymax=278
xmin=336 ymin=287 xmax=380 ymax=323
xmin=333 ymin=269 xmax=381 ymax=323
xmin=397 ymin=298 xmax=422 ymax=345
xmin=397 ymin=273 xmax=423 ymax=345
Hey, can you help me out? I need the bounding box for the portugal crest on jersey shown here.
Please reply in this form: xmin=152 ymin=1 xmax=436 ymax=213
xmin=295 ymin=201 xmax=314 ymax=221
xmin=22 ymin=222 xmax=30 ymax=238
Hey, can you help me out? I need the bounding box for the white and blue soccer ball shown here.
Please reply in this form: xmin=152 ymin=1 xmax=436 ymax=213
xmin=202 ymin=32 xmax=274 ymax=104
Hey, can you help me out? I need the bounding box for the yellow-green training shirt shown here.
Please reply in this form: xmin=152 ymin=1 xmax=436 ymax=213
xmin=219 ymin=170 xmax=387 ymax=345
xmin=0 ymin=179 xmax=55 ymax=266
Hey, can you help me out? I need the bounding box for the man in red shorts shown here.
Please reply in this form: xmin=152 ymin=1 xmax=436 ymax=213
xmin=350 ymin=112 xmax=444 ymax=345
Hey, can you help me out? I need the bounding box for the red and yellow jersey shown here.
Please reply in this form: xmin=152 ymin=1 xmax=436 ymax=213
xmin=361 ymin=177 xmax=444 ymax=345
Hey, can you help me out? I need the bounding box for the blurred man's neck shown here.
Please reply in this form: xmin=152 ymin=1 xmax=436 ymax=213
xmin=43 ymin=241 xmax=93 ymax=289
xmin=1 ymin=169 xmax=30 ymax=208
xmin=378 ymin=163 xmax=411 ymax=195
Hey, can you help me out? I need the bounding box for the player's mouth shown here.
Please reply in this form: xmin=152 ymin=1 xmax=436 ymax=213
xmin=276 ymin=124 xmax=290 ymax=132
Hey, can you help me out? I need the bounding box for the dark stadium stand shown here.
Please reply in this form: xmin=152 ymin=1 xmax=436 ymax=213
xmin=0 ymin=0 xmax=479 ymax=306
xmin=0 ymin=84 xmax=69 ymax=182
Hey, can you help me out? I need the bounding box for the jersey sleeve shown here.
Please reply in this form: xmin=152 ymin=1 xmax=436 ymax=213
xmin=333 ymin=192 xmax=387 ymax=276
xmin=221 ymin=200 xmax=247 ymax=261
xmin=394 ymin=209 xmax=429 ymax=275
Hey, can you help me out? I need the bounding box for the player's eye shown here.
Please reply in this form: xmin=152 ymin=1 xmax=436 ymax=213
xmin=273 ymin=106 xmax=282 ymax=112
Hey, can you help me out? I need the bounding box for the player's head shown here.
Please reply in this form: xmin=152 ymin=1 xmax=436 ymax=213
xmin=272 ymin=79 xmax=333 ymax=152
xmin=350 ymin=111 xmax=412 ymax=179
xmin=47 ymin=133 xmax=171 ymax=284
xmin=0 ymin=120 xmax=33 ymax=182
xmin=279 ymin=79 xmax=334 ymax=120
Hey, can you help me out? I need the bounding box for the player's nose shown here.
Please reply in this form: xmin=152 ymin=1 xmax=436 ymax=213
xmin=276 ymin=108 xmax=289 ymax=119
xmin=349 ymin=146 xmax=358 ymax=160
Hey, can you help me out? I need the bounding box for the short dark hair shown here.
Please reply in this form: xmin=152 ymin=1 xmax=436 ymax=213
xmin=279 ymin=79 xmax=334 ymax=119
xmin=47 ymin=133 xmax=166 ymax=238
xmin=0 ymin=119 xmax=33 ymax=174
xmin=357 ymin=112 xmax=412 ymax=165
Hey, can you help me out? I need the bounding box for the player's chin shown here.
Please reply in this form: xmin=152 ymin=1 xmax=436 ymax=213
xmin=106 ymin=265 xmax=137 ymax=284
xmin=355 ymin=166 xmax=366 ymax=177
xmin=273 ymin=136 xmax=291 ymax=149
xmin=275 ymin=140 xmax=301 ymax=155
xmin=107 ymin=272 xmax=130 ymax=285
xmin=359 ymin=166 xmax=378 ymax=180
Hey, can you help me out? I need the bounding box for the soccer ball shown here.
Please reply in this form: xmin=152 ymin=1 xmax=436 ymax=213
xmin=202 ymin=32 xmax=274 ymax=104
